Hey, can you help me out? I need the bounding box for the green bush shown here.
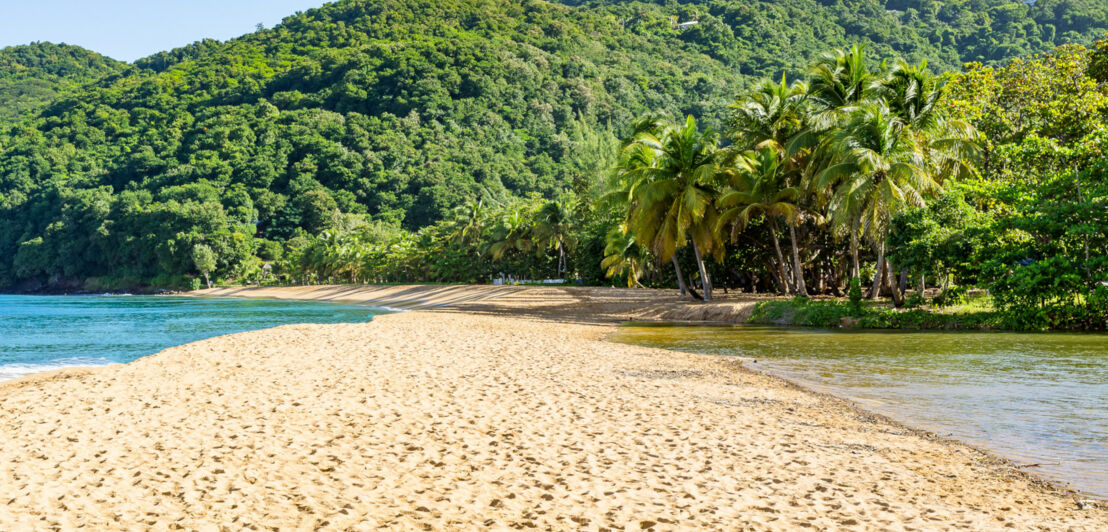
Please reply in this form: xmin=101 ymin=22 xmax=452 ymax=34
xmin=904 ymin=291 xmax=926 ymax=308
xmin=858 ymin=309 xmax=1001 ymax=330
xmin=749 ymin=300 xmax=793 ymax=324
xmin=750 ymin=298 xmax=854 ymax=328
xmin=932 ymin=285 xmax=967 ymax=307
xmin=847 ymin=277 xmax=864 ymax=316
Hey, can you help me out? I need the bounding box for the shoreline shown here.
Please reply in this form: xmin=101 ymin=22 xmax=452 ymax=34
xmin=0 ymin=285 xmax=1103 ymax=528
xmin=195 ymin=286 xmax=1107 ymax=501
xmin=716 ymin=358 xmax=1078 ymax=493
xmin=197 ymin=285 xmax=1107 ymax=500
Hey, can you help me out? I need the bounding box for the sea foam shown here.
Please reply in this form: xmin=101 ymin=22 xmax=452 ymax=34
xmin=0 ymin=358 xmax=116 ymax=382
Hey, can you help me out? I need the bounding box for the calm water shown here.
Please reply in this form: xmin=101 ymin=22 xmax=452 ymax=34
xmin=611 ymin=323 xmax=1108 ymax=498
xmin=0 ymin=295 xmax=385 ymax=381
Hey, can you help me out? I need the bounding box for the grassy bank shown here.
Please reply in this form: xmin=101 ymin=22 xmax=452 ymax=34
xmin=748 ymin=296 xmax=1003 ymax=330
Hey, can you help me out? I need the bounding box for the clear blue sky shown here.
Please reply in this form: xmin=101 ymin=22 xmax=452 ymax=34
xmin=0 ymin=1 xmax=331 ymax=62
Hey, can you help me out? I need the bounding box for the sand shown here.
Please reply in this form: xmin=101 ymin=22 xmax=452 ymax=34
xmin=0 ymin=285 xmax=1104 ymax=530
xmin=193 ymin=284 xmax=765 ymax=324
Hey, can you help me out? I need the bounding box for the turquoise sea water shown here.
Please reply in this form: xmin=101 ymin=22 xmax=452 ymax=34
xmin=0 ymin=294 xmax=384 ymax=381
xmin=611 ymin=324 xmax=1108 ymax=498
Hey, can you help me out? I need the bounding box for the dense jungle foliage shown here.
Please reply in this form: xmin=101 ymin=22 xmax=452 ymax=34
xmin=0 ymin=43 xmax=125 ymax=122
xmin=0 ymin=0 xmax=1106 ymax=330
xmin=569 ymin=0 xmax=1108 ymax=69
xmin=281 ymin=39 xmax=1108 ymax=330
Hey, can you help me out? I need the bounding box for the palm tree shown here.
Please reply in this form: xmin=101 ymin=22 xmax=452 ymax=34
xmin=717 ymin=147 xmax=804 ymax=295
xmin=884 ymin=60 xmax=941 ymax=130
xmin=826 ymin=186 xmax=866 ymax=281
xmin=806 ymin=44 xmax=886 ymax=127
xmin=608 ymin=133 xmax=692 ymax=296
xmin=729 ymin=75 xmax=810 ymax=153
xmin=449 ymin=199 xmax=490 ymax=249
xmin=532 ymin=196 xmax=579 ymax=277
xmin=623 ymin=115 xmax=722 ymax=301
xmin=301 ymin=230 xmax=351 ymax=282
xmin=885 ymin=60 xmax=980 ymax=183
xmin=385 ymin=232 xmax=418 ymax=282
xmin=486 ymin=205 xmax=534 ymax=265
xmin=817 ymin=104 xmax=940 ymax=302
xmin=601 ymin=226 xmax=648 ymax=288
xmin=322 ymin=230 xmax=362 ymax=283
xmin=729 ymin=77 xmax=822 ymax=295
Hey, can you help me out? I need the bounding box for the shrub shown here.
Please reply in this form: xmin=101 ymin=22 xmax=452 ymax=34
xmin=932 ymin=285 xmax=967 ymax=307
xmin=750 ymin=298 xmax=854 ymax=328
xmin=847 ymin=277 xmax=864 ymax=316
xmin=904 ymin=291 xmax=926 ymax=308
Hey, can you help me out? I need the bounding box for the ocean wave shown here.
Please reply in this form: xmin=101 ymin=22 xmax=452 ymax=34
xmin=372 ymin=305 xmax=408 ymax=313
xmin=0 ymin=357 xmax=117 ymax=382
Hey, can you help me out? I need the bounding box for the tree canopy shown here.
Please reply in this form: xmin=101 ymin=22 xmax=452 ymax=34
xmin=1 ymin=0 xmax=1106 ymax=295
xmin=0 ymin=42 xmax=126 ymax=121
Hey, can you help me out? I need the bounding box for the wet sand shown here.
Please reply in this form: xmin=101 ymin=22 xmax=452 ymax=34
xmin=0 ymin=285 xmax=1103 ymax=529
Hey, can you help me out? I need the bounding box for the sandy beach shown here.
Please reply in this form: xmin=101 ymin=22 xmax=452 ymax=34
xmin=1 ymin=285 xmax=1104 ymax=529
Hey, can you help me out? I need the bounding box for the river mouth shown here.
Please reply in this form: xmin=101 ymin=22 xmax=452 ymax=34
xmin=610 ymin=322 xmax=1108 ymax=499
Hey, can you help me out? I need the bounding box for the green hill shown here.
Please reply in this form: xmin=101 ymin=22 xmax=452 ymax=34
xmin=0 ymin=42 xmax=126 ymax=122
xmin=564 ymin=0 xmax=1108 ymax=69
xmin=0 ymin=0 xmax=1105 ymax=290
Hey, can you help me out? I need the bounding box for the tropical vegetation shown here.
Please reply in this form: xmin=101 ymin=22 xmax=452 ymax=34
xmin=277 ymin=38 xmax=1108 ymax=331
xmin=1 ymin=0 xmax=1107 ymax=330
xmin=0 ymin=42 xmax=125 ymax=121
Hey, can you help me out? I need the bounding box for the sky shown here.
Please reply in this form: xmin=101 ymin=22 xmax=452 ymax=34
xmin=0 ymin=1 xmax=331 ymax=63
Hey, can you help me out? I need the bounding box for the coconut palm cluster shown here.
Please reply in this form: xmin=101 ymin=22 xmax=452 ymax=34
xmin=606 ymin=45 xmax=978 ymax=302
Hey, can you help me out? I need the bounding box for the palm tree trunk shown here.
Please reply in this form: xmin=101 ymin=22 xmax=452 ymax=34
xmin=781 ymin=260 xmax=796 ymax=293
xmin=788 ymin=222 xmax=808 ymax=297
xmin=768 ymin=221 xmax=792 ymax=295
xmin=869 ymin=242 xmax=885 ymax=300
xmin=556 ymin=242 xmax=565 ymax=276
xmin=561 ymin=244 xmax=567 ymax=277
xmin=760 ymin=258 xmax=787 ymax=294
xmin=831 ymin=259 xmax=844 ymax=297
xmin=691 ymin=239 xmax=713 ymax=302
xmin=887 ymin=259 xmax=905 ymax=306
xmin=850 ymin=231 xmax=860 ymax=279
xmin=671 ymin=255 xmax=690 ymax=298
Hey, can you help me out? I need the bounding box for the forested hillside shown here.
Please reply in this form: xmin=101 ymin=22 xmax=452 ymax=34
xmin=283 ymin=38 xmax=1108 ymax=330
xmin=0 ymin=43 xmax=125 ymax=121
xmin=1 ymin=0 xmax=1106 ymax=291
xmin=566 ymin=0 xmax=1108 ymax=69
